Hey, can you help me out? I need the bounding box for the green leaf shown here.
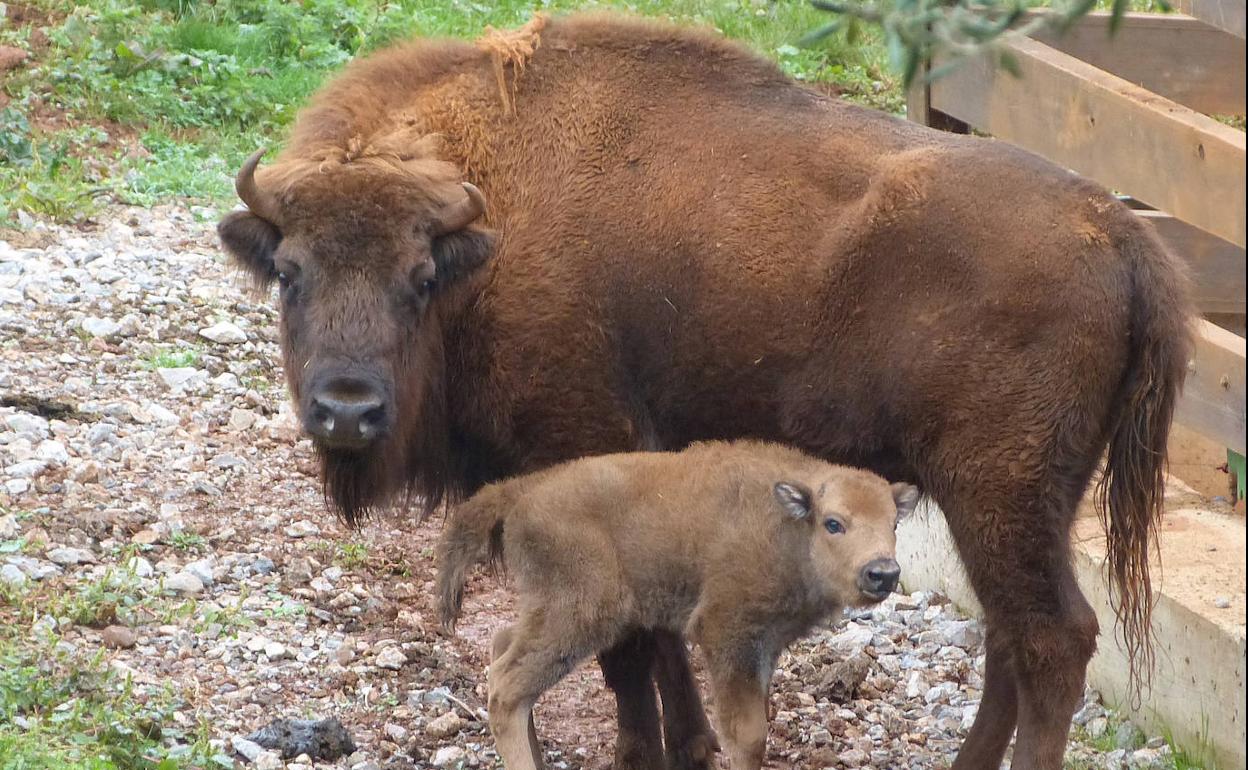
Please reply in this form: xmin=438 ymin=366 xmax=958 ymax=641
xmin=1109 ymin=0 xmax=1128 ymax=33
xmin=997 ymin=49 xmax=1022 ymax=77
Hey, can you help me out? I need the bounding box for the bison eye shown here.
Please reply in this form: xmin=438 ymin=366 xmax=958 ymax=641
xmin=824 ymin=518 xmax=845 ymax=535
xmin=277 ymin=272 xmax=292 ymax=290
xmin=418 ymin=277 xmax=437 ymax=297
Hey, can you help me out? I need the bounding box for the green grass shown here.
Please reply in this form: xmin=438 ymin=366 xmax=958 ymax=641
xmin=0 ymin=0 xmax=896 ymax=224
xmin=139 ymin=347 xmax=199 ymax=370
xmin=0 ymin=579 xmax=232 ymax=770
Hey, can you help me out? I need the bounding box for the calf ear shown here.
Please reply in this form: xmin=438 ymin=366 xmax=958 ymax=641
xmin=774 ymin=482 xmax=812 ymax=520
xmin=218 ymin=211 xmax=280 ymax=291
xmin=432 ymin=226 xmax=495 ymax=286
xmin=890 ymin=483 xmax=921 ymax=524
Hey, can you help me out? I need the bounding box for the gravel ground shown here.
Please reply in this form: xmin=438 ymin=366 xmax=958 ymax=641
xmin=0 ymin=205 xmax=1181 ymax=769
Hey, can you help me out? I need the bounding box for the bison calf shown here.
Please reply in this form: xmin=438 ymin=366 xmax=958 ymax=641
xmin=437 ymin=440 xmax=919 ymax=769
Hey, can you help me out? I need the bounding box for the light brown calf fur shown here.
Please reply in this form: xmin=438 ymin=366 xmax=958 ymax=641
xmin=438 ymin=441 xmax=919 ymax=770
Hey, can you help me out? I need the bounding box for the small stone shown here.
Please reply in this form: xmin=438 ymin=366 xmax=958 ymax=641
xmin=1 ymin=563 xmax=27 ymax=586
xmin=1114 ymin=721 xmax=1146 ymax=751
xmin=100 ymin=625 xmax=138 ymax=649
xmin=263 ymin=641 xmax=288 ymax=660
xmin=252 ymin=556 xmax=276 ymax=576
xmin=0 ymin=514 xmax=17 ymax=539
xmin=254 ymin=751 xmax=283 ymax=770
xmin=382 ymin=723 xmax=407 ymax=743
xmin=333 ymin=646 xmax=355 ymax=666
xmin=165 ymin=571 xmax=204 ymax=595
xmin=1213 ymin=596 xmax=1231 ymax=609
xmin=425 ymin=711 xmax=466 ymax=740
xmin=431 ymin=746 xmax=467 ymax=768
xmin=46 ymin=546 xmax=95 ymax=566
xmin=232 ymin=737 xmax=264 ymax=762
xmin=837 ymin=748 xmax=870 ymax=767
xmin=147 ymin=404 xmax=181 ymax=427
xmin=185 ymin=558 xmax=215 ymax=586
xmin=227 ymin=408 xmax=258 ymax=432
xmin=81 ymin=316 xmax=121 ymax=338
xmin=157 ymin=367 xmax=207 ymax=391
xmin=199 ymin=321 xmax=247 ymax=344
xmin=284 ymin=520 xmax=320 ymax=538
xmin=374 ymin=645 xmax=407 ymax=670
xmin=1087 ymin=716 xmax=1109 ymax=739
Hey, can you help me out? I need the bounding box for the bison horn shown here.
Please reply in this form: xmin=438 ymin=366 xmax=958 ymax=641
xmin=431 ymin=183 xmax=486 ymax=236
xmin=235 ymin=149 xmax=283 ymax=226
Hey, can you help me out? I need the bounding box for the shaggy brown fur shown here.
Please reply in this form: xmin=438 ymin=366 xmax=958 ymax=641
xmin=438 ymin=441 xmax=918 ymax=769
xmin=217 ymin=13 xmax=1192 ymax=770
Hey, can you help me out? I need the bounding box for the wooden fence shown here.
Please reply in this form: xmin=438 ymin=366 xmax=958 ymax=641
xmin=907 ymin=4 xmax=1247 ymax=462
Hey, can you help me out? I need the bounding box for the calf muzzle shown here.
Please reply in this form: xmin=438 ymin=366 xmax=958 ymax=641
xmin=858 ymin=558 xmax=901 ymax=600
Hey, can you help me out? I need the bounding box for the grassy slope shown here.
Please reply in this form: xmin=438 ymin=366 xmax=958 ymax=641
xmin=0 ymin=0 xmax=897 ymax=224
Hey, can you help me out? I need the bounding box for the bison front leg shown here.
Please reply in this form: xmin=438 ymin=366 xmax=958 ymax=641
xmin=599 ymin=630 xmax=666 ymax=770
xmin=704 ymin=649 xmax=770 ymax=770
xmin=653 ymin=630 xmax=719 ymax=770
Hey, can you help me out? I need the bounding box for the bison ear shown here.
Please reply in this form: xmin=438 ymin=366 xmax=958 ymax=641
xmin=774 ymin=482 xmax=812 ymax=520
xmin=218 ymin=210 xmax=281 ymax=291
xmin=890 ymin=482 xmax=921 ymax=525
xmin=432 ymin=225 xmax=495 ymax=287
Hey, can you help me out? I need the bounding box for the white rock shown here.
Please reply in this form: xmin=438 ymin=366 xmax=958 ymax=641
xmin=157 ymin=367 xmax=207 ymax=391
xmin=254 ymin=751 xmax=283 ymax=770
xmin=199 ymin=321 xmax=247 ymax=344
xmin=0 ymin=514 xmax=17 ymax=539
xmin=231 ymin=736 xmax=264 ymax=762
xmin=36 ymin=440 xmax=70 ymax=466
xmin=4 ymin=413 xmax=49 ymax=438
xmin=262 ymin=641 xmax=288 ymax=660
xmin=227 ymin=408 xmax=257 ymax=432
xmin=1 ymin=564 xmax=27 ymax=586
xmin=5 ymin=460 xmax=47 ymax=479
xmin=165 ymin=571 xmax=204 ymax=595
xmin=382 ymin=722 xmax=408 ymax=742
xmin=46 ymin=547 xmax=95 ymax=565
xmin=431 ymin=746 xmax=466 ymax=768
xmin=374 ymin=645 xmax=407 ymax=670
xmin=81 ymin=316 xmax=121 ymax=337
xmin=147 ymin=404 xmax=181 ymax=427
xmin=284 ymin=520 xmax=320 ymax=538
xmin=246 ymin=636 xmax=270 ymax=653
xmin=126 ymin=556 xmax=154 ymax=578
xmin=185 ymin=558 xmax=215 ymax=586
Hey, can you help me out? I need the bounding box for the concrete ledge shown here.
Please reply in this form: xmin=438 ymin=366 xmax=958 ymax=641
xmin=897 ymin=482 xmax=1246 ymax=769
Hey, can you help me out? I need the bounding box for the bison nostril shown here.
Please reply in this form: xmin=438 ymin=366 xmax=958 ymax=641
xmin=860 ymin=558 xmax=901 ymax=596
xmin=306 ymin=382 xmax=388 ymax=447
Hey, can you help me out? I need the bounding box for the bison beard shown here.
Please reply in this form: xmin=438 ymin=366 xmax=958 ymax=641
xmin=316 ymin=316 xmax=457 ymax=527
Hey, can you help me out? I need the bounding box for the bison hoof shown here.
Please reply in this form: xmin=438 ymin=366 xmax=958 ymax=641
xmin=666 ymin=733 xmax=720 ymax=770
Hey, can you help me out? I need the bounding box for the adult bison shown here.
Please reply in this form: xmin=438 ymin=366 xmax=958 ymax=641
xmin=218 ymin=14 xmax=1190 ymax=770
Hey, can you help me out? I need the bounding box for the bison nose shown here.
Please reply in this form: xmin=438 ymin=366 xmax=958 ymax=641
xmin=307 ymin=381 xmax=387 ymax=449
xmin=858 ymin=558 xmax=901 ymax=599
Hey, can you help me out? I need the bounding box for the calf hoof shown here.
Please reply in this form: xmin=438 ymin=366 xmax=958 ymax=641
xmin=665 ymin=732 xmax=720 ymax=770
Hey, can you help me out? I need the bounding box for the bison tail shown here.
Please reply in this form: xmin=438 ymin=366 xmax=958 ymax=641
xmin=436 ymin=487 xmax=508 ymax=632
xmin=1095 ymin=219 xmax=1193 ymax=703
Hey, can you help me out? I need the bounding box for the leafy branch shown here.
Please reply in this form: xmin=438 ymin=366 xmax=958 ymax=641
xmin=804 ymin=0 xmax=1163 ymax=87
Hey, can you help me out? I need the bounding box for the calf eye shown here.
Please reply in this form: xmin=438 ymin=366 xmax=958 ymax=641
xmin=417 ymin=277 xmax=437 ymax=298
xmin=277 ymin=272 xmax=292 ymax=290
xmin=824 ymin=518 xmax=845 ymax=535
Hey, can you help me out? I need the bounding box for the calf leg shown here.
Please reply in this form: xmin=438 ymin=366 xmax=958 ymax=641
xmin=600 ymin=630 xmax=665 ymax=770
xmin=704 ymin=647 xmax=770 ymax=770
xmin=943 ymin=489 xmax=1098 ymax=770
xmin=492 ymin=626 xmax=543 ymax=768
xmin=489 ymin=621 xmax=588 ymax=770
xmin=653 ymin=630 xmax=719 ymax=770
